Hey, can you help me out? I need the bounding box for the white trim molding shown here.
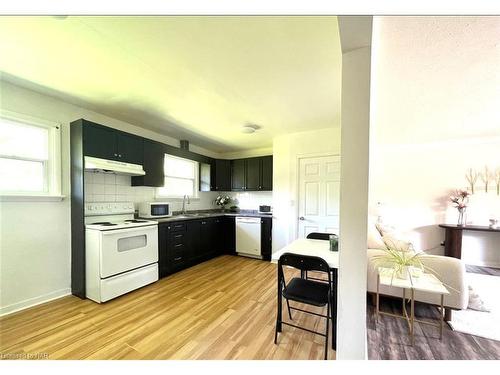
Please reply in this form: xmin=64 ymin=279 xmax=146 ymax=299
xmin=0 ymin=195 xmax=65 ymax=202
xmin=0 ymin=288 xmax=71 ymax=317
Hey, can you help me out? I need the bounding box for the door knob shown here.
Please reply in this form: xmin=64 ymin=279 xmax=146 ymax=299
xmin=299 ymin=217 xmax=305 ymax=220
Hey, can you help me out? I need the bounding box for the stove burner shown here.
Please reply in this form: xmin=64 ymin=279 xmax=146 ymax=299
xmin=91 ymin=222 xmax=118 ymax=226
xmin=124 ymin=219 xmax=148 ymax=223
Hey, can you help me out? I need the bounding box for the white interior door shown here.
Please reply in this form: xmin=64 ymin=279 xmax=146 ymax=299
xmin=298 ymin=155 xmax=340 ymax=238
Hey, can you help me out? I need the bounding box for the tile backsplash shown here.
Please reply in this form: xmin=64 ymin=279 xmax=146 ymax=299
xmin=84 ymin=171 xmax=154 ymax=204
xmin=225 ymin=191 xmax=273 ymax=210
xmin=83 ymin=171 xmax=273 ymax=212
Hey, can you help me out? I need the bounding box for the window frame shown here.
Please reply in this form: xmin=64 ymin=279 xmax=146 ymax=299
xmin=0 ymin=110 xmax=62 ymax=200
xmin=156 ymin=154 xmax=199 ymax=200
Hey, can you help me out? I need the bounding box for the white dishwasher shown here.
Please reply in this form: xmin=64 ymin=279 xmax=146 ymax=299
xmin=235 ymin=217 xmax=262 ymax=259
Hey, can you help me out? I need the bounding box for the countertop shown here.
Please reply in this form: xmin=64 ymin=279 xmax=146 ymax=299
xmin=141 ymin=210 xmax=274 ymax=224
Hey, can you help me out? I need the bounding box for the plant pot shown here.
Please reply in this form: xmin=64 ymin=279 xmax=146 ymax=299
xmin=396 ymin=266 xmax=410 ymax=280
xmin=457 ymin=207 xmax=467 ymax=226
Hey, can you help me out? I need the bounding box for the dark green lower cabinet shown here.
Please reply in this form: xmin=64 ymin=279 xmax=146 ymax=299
xmin=158 ymin=216 xmax=268 ymax=278
xmin=158 ymin=216 xmax=236 ymax=278
xmin=261 ymin=217 xmax=272 ymax=261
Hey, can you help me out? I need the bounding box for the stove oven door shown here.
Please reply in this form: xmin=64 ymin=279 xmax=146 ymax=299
xmin=99 ymin=225 xmax=158 ymax=278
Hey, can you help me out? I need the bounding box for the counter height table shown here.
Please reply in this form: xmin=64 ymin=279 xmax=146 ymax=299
xmin=271 ymin=238 xmax=339 ymax=351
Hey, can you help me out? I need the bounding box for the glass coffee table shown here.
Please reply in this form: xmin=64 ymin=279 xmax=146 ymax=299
xmin=376 ymin=267 xmax=450 ymax=345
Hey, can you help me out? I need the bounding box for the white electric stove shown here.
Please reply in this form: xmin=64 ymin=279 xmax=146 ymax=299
xmin=85 ymin=202 xmax=159 ymax=303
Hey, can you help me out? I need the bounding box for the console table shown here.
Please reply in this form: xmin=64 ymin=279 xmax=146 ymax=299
xmin=439 ymin=224 xmax=500 ymax=259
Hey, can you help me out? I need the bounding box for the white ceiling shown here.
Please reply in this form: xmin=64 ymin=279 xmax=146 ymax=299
xmin=0 ymin=16 xmax=342 ymax=153
xmin=372 ymin=16 xmax=500 ymax=145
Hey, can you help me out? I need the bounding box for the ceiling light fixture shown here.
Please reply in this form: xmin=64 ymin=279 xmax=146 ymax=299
xmin=241 ymin=123 xmax=260 ymax=134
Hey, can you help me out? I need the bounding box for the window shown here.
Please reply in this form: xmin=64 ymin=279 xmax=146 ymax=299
xmin=156 ymin=154 xmax=198 ymax=198
xmin=0 ymin=111 xmax=61 ymax=197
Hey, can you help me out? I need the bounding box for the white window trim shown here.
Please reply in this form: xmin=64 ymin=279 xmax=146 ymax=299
xmin=156 ymin=154 xmax=200 ymax=199
xmin=0 ymin=109 xmax=63 ymax=200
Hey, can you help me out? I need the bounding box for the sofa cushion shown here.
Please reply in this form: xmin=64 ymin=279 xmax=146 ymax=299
xmin=367 ymin=225 xmax=386 ymax=249
xmin=381 ymin=233 xmax=415 ymax=252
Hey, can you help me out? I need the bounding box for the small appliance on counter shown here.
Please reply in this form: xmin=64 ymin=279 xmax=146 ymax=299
xmin=138 ymin=202 xmax=173 ymax=218
xmin=258 ymin=205 xmax=272 ymax=215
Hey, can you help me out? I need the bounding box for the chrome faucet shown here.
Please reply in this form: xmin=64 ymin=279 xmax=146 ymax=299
xmin=182 ymin=195 xmax=190 ymax=214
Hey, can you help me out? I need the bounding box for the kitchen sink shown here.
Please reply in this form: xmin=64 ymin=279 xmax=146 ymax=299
xmin=174 ymin=213 xmax=212 ymax=218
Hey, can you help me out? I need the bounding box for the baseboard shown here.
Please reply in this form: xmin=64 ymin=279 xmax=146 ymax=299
xmin=0 ymin=288 xmax=71 ymax=317
xmin=466 ymin=260 xmax=500 ymax=269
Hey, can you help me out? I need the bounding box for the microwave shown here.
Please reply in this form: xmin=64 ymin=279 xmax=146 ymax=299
xmin=259 ymin=205 xmax=272 ymax=214
xmin=138 ymin=202 xmax=172 ymax=218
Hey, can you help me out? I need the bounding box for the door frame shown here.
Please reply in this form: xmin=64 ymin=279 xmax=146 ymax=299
xmin=294 ymin=152 xmax=341 ymax=241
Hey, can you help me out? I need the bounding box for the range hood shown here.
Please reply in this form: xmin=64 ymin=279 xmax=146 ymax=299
xmin=84 ymin=156 xmax=146 ymax=176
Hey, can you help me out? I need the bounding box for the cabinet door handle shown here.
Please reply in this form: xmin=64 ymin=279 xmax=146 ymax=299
xmin=114 ymin=153 xmax=118 ymax=157
xmin=174 ymin=234 xmax=183 ymax=238
xmin=202 ymin=221 xmax=206 ymax=225
xmin=118 ymin=154 xmax=122 ymax=158
xmin=174 ymin=243 xmax=183 ymax=248
xmin=174 ymin=257 xmax=182 ymax=261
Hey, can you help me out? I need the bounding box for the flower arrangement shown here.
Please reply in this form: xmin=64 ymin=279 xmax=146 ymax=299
xmin=450 ymin=189 xmax=469 ymax=226
xmin=214 ymin=195 xmax=232 ymax=210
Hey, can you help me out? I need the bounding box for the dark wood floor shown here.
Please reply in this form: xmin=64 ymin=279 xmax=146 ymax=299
xmin=367 ymin=265 xmax=500 ymax=360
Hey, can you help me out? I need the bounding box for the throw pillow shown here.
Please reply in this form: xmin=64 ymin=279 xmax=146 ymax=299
xmin=381 ymin=233 xmax=415 ymax=253
xmin=367 ymin=225 xmax=386 ymax=249
xmin=467 ymin=285 xmax=491 ymax=312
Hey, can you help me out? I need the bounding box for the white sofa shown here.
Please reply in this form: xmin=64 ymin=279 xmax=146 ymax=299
xmin=367 ymin=249 xmax=469 ymax=314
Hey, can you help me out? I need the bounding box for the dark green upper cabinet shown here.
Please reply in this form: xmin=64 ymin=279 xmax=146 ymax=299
xmin=260 ymin=155 xmax=273 ymax=191
xmin=245 ymin=157 xmax=261 ymax=191
xmin=83 ymin=124 xmax=116 ymax=160
xmin=231 ymin=159 xmax=246 ymax=191
xmin=115 ymin=133 xmax=143 ymax=164
xmin=214 ymin=159 xmax=231 ymax=191
xmin=83 ymin=121 xmax=143 ymax=165
xmin=230 ymin=156 xmax=273 ymax=191
xmin=132 ymin=140 xmax=165 ymax=187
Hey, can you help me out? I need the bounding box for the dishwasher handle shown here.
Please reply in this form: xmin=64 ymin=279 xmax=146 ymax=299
xmin=236 ymin=217 xmax=261 ymax=224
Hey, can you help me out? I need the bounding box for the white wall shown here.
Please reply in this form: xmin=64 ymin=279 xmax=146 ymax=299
xmin=271 ymin=127 xmax=341 ymax=252
xmin=0 ymin=80 xmax=221 ymax=315
xmin=337 ymin=46 xmax=372 ymax=359
xmin=370 ymin=17 xmax=500 ymax=267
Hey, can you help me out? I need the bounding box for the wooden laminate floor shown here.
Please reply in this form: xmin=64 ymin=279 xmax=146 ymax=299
xmin=367 ymin=265 xmax=500 ymax=360
xmin=0 ymin=255 xmax=335 ymax=360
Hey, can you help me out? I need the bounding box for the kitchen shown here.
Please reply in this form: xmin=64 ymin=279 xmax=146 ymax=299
xmin=0 ymin=15 xmax=360 ymax=361
xmin=73 ymin=118 xmax=274 ymax=302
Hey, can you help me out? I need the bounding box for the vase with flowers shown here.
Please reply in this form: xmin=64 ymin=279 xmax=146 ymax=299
xmin=214 ymin=194 xmax=232 ymax=212
xmin=450 ymin=189 xmax=469 ymax=226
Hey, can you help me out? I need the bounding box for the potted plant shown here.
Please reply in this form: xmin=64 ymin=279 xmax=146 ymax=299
xmin=214 ymin=194 xmax=232 ymax=212
xmin=372 ymin=237 xmax=425 ymax=280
